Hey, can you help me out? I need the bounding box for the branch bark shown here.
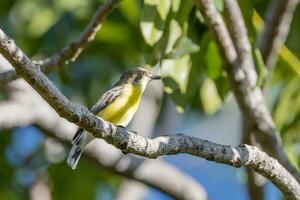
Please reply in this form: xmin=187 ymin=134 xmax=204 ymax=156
xmin=0 ymin=29 xmax=299 ymax=199
xmin=194 ymin=0 xmax=300 ymax=183
xmin=0 ymin=0 xmax=120 ymax=84
xmin=43 ymin=125 xmax=208 ymax=200
xmin=224 ymin=0 xmax=255 ymax=74
xmin=258 ymin=0 xmax=300 ymax=70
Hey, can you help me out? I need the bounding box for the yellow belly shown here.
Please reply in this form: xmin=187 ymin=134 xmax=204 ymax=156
xmin=97 ymin=84 xmax=142 ymax=126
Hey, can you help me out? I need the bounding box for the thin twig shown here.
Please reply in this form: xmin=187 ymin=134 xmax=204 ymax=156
xmin=224 ymin=0 xmax=255 ymax=74
xmin=0 ymin=0 xmax=120 ymax=84
xmin=258 ymin=0 xmax=300 ymax=70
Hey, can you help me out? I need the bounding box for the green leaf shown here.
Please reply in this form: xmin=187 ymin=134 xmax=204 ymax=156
xmin=119 ymin=0 xmax=140 ymax=24
xmin=237 ymin=0 xmax=255 ymax=38
xmin=200 ymin=78 xmax=222 ymax=114
xmin=140 ymin=0 xmax=171 ymax=46
xmin=161 ymin=55 xmax=192 ymax=111
xmin=161 ymin=55 xmax=191 ymax=94
xmin=214 ymin=71 xmax=231 ymax=101
xmin=203 ymin=38 xmax=222 ymax=80
xmin=273 ymin=77 xmax=300 ymax=130
xmin=171 ymin=0 xmax=181 ymax=12
xmin=173 ymin=0 xmax=193 ymax=26
xmin=199 ymin=33 xmax=230 ymax=105
xmin=165 ymin=19 xmax=183 ymax=54
xmin=161 ymin=49 xmax=203 ymax=112
xmin=165 ymin=36 xmax=200 ymax=59
xmin=156 ymin=0 xmax=171 ymax=20
xmin=214 ymin=0 xmax=224 ymax=12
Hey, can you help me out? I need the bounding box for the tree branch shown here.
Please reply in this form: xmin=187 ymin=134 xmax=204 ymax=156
xmin=0 ymin=29 xmax=299 ymax=199
xmin=224 ymin=0 xmax=255 ymax=73
xmin=258 ymin=0 xmax=300 ymax=70
xmin=41 ymin=126 xmax=208 ymax=200
xmin=194 ymin=0 xmax=300 ymax=183
xmin=0 ymin=0 xmax=120 ymax=84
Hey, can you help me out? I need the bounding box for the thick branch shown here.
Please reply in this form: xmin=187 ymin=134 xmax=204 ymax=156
xmin=194 ymin=0 xmax=300 ymax=183
xmin=258 ymin=0 xmax=300 ymax=70
xmin=0 ymin=29 xmax=299 ymax=199
xmin=0 ymin=0 xmax=120 ymax=84
xmin=42 ymin=126 xmax=208 ymax=200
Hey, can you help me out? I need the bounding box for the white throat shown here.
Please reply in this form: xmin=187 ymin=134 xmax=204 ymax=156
xmin=140 ymin=77 xmax=150 ymax=93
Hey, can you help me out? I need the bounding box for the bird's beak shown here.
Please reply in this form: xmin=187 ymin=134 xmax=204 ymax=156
xmin=150 ymin=74 xmax=161 ymax=80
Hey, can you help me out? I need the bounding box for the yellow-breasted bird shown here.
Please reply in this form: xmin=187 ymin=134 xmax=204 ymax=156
xmin=67 ymin=67 xmax=161 ymax=169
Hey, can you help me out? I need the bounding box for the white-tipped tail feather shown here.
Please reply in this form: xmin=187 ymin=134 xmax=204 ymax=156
xmin=67 ymin=130 xmax=94 ymax=169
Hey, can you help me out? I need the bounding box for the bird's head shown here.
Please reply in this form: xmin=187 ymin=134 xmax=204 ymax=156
xmin=118 ymin=67 xmax=161 ymax=90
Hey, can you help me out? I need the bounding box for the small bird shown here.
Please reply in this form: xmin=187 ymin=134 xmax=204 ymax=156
xmin=67 ymin=67 xmax=161 ymax=169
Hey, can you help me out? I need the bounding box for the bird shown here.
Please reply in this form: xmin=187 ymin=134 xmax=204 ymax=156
xmin=67 ymin=67 xmax=161 ymax=169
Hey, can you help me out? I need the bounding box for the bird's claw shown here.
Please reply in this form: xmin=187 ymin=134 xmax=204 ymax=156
xmin=117 ymin=125 xmax=126 ymax=130
xmin=121 ymin=150 xmax=128 ymax=155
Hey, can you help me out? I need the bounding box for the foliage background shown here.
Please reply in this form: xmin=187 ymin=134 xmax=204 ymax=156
xmin=0 ymin=0 xmax=300 ymax=199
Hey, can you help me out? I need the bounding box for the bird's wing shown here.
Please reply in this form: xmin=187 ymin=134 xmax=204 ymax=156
xmin=89 ymin=85 xmax=124 ymax=114
xmin=72 ymin=85 xmax=124 ymax=143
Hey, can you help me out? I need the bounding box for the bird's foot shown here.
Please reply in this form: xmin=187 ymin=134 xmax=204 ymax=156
xmin=117 ymin=125 xmax=126 ymax=129
xmin=117 ymin=125 xmax=137 ymax=134
xmin=122 ymin=150 xmax=128 ymax=155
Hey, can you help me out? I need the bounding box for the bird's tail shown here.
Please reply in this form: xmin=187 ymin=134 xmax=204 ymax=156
xmin=67 ymin=130 xmax=93 ymax=169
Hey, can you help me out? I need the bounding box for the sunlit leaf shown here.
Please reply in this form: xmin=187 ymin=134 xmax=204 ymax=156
xmin=200 ymin=78 xmax=222 ymax=114
xmin=140 ymin=0 xmax=171 ymax=46
xmin=165 ymin=37 xmax=200 ymax=59
xmin=171 ymin=0 xmax=181 ymax=12
xmin=214 ymin=0 xmax=224 ymax=12
xmin=161 ymin=55 xmax=191 ymax=112
xmin=273 ymin=77 xmax=300 ymax=130
xmin=161 ymin=55 xmax=191 ymax=94
xmin=165 ymin=19 xmax=182 ymax=54
xmin=156 ymin=0 xmax=171 ymax=20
